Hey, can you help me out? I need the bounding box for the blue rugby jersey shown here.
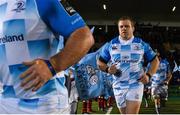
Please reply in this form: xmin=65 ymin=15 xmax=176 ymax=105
xmin=99 ymin=36 xmax=156 ymax=89
xmin=151 ymin=59 xmax=171 ymax=87
xmin=0 ymin=0 xmax=85 ymax=108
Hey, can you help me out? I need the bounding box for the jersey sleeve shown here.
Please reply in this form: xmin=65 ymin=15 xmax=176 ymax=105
xmin=99 ymin=42 xmax=111 ymax=63
xmin=143 ymin=41 xmax=156 ymax=62
xmin=36 ymin=0 xmax=86 ymax=38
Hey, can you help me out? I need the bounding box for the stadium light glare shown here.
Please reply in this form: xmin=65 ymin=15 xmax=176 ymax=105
xmin=103 ymin=4 xmax=107 ymax=10
xmin=172 ymin=6 xmax=176 ymax=12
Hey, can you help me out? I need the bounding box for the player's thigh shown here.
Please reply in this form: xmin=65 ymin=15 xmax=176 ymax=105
xmin=118 ymin=107 xmax=126 ymax=114
xmin=126 ymin=100 xmax=141 ymax=114
xmin=126 ymin=84 xmax=144 ymax=102
xmin=126 ymin=85 xmax=144 ymax=114
xmin=113 ymin=88 xmax=128 ymax=109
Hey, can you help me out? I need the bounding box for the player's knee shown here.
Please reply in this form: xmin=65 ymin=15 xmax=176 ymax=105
xmin=153 ymin=94 xmax=160 ymax=99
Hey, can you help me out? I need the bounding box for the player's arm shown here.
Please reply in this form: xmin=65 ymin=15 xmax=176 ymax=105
xmin=42 ymin=0 xmax=94 ymax=71
xmin=164 ymin=72 xmax=172 ymax=85
xmin=144 ymin=42 xmax=160 ymax=77
xmin=139 ymin=56 xmax=159 ymax=84
xmin=146 ymin=56 xmax=159 ymax=77
xmin=97 ymin=58 xmax=109 ymax=72
xmin=50 ymin=26 xmax=94 ymax=72
xmin=96 ymin=43 xmax=117 ymax=74
xmin=20 ymin=0 xmax=94 ymax=91
xmin=164 ymin=62 xmax=173 ymax=85
xmin=97 ymin=42 xmax=109 ymax=72
xmin=139 ymin=42 xmax=159 ymax=84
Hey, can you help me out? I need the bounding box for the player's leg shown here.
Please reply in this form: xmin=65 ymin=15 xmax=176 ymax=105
xmin=126 ymin=100 xmax=141 ymax=114
xmin=143 ymin=89 xmax=149 ymax=108
xmin=152 ymin=87 xmax=160 ymax=114
xmin=113 ymin=88 xmax=128 ymax=114
xmin=125 ymin=84 xmax=144 ymax=114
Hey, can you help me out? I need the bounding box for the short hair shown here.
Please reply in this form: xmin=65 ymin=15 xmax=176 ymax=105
xmin=117 ymin=16 xmax=135 ymax=27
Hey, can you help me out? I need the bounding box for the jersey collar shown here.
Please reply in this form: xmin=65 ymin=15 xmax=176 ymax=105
xmin=118 ymin=36 xmax=134 ymax=45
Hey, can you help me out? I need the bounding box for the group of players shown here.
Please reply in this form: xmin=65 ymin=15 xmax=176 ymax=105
xmin=0 ymin=0 xmax=176 ymax=114
xmin=65 ymin=46 xmax=173 ymax=114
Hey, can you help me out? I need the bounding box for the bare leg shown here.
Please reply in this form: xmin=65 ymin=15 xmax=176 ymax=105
xmin=154 ymin=98 xmax=160 ymax=114
xmin=118 ymin=107 xmax=126 ymax=114
xmin=126 ymin=100 xmax=141 ymax=114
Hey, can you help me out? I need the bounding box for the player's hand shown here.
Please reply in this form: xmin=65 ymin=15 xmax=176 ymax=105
xmin=138 ymin=73 xmax=149 ymax=84
xmin=108 ymin=64 xmax=118 ymax=74
xmin=20 ymin=59 xmax=53 ymax=91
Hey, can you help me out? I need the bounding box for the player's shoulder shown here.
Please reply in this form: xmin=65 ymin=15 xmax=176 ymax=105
xmin=35 ymin=0 xmax=59 ymax=10
xmin=132 ymin=37 xmax=143 ymax=43
xmin=110 ymin=36 xmax=119 ymax=44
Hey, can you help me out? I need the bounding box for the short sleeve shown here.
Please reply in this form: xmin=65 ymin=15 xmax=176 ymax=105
xmin=36 ymin=0 xmax=86 ymax=38
xmin=99 ymin=42 xmax=111 ymax=63
xmin=143 ymin=41 xmax=156 ymax=62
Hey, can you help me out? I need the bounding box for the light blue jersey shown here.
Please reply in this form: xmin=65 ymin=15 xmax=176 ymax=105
xmin=0 ymin=0 xmax=86 ymax=111
xmin=100 ymin=36 xmax=156 ymax=89
xmin=151 ymin=59 xmax=171 ymax=87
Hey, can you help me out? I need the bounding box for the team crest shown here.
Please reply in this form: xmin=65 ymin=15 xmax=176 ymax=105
xmin=133 ymin=44 xmax=141 ymax=50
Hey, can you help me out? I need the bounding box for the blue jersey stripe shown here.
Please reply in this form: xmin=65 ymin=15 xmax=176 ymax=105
xmin=2 ymin=85 xmax=16 ymax=98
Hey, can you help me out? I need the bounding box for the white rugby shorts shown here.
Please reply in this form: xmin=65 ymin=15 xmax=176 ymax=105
xmin=113 ymin=84 xmax=144 ymax=108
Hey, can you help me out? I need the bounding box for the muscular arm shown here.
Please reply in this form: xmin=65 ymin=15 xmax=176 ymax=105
xmin=50 ymin=26 xmax=94 ymax=72
xmin=20 ymin=0 xmax=94 ymax=91
xmin=20 ymin=26 xmax=94 ymax=91
xmin=139 ymin=56 xmax=159 ymax=84
xmin=165 ymin=72 xmax=172 ymax=84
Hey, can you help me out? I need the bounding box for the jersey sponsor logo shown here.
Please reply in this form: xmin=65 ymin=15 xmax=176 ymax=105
xmin=115 ymin=59 xmax=138 ymax=63
xmin=60 ymin=0 xmax=76 ymax=16
xmin=12 ymin=0 xmax=25 ymax=12
xmin=0 ymin=34 xmax=24 ymax=44
xmin=122 ymin=55 xmax=129 ymax=60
